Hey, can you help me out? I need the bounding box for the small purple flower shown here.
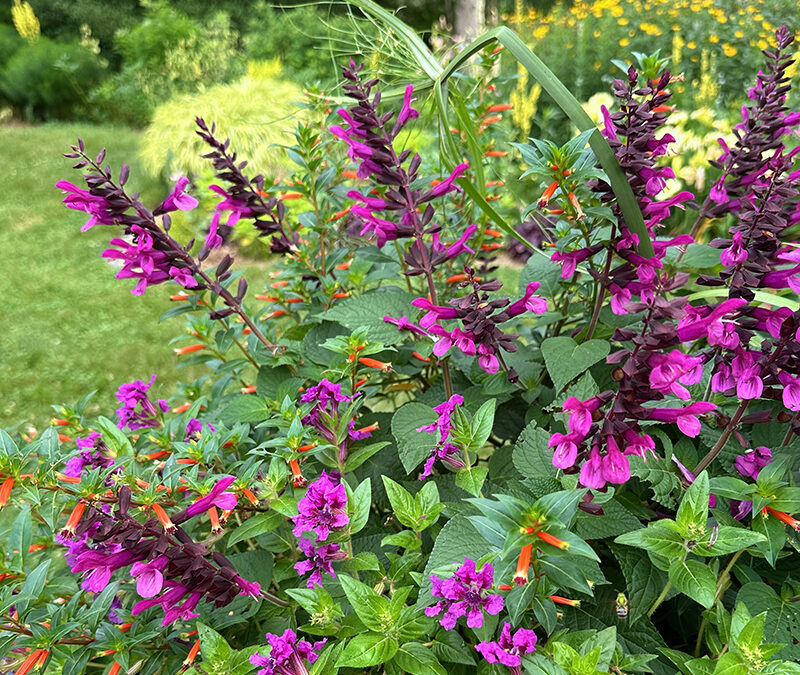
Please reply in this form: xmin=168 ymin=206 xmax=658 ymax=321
xmin=159 ymin=177 xmax=198 ymax=213
xmin=205 ymin=212 xmax=224 ymax=250
xmin=131 ymin=555 xmax=169 ymax=598
xmin=55 ymin=180 xmax=116 ymax=231
xmin=579 ymin=447 xmax=606 ymax=490
xmin=720 ymin=231 xmax=748 ymax=266
xmin=562 ymin=396 xmax=603 ymax=436
xmin=734 ymin=446 xmax=772 ymax=480
xmin=107 ymin=596 xmax=124 ymax=624
xmin=417 ymin=395 xmax=468 ymax=480
xmin=779 ymin=371 xmax=800 ymax=410
xmin=648 ymin=350 xmax=704 ymax=400
xmin=182 ymin=476 xmax=237 ymax=519
xmin=732 ymin=351 xmax=763 ymax=400
xmin=63 ymin=432 xmax=113 ymax=477
xmin=419 ymin=442 xmax=465 ymax=480
xmin=382 ymin=315 xmax=429 ymax=337
xmin=475 ymin=622 xmax=537 ymax=672
xmin=250 ymin=629 xmax=326 ymax=675
xmin=602 ymin=437 xmax=631 ymax=484
xmin=292 ymin=472 xmax=349 ymax=541
xmin=294 ymin=538 xmax=345 ymax=588
xmin=648 ymin=401 xmax=716 ymax=438
xmin=210 ymin=184 xmax=255 ymax=226
xmin=185 ymin=418 xmax=215 ymax=441
xmin=623 ymin=431 xmax=656 ymax=462
xmin=549 ymin=432 xmax=579 ymax=469
xmin=426 ymin=558 xmax=503 ymax=630
xmin=115 ymin=375 xmax=169 ymax=430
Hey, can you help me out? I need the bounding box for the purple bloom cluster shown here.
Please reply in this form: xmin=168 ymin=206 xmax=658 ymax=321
xmin=250 ymin=629 xmax=326 ymax=675
xmin=115 ymin=375 xmax=169 ymax=430
xmin=292 ymin=471 xmax=349 ymax=588
xmin=426 ymin=558 xmax=503 ymax=630
xmin=62 ymin=432 xmax=114 ymax=477
xmin=475 ymin=622 xmax=537 ymax=673
xmin=184 ymin=418 xmax=216 ymax=441
xmin=416 ymin=394 xmax=467 ymax=480
xmin=300 ymin=379 xmax=370 ymax=445
xmin=64 ymin=484 xmax=259 ymax=627
xmin=331 ymin=61 xmax=474 ymax=276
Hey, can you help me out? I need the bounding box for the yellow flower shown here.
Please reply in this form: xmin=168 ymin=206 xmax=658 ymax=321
xmin=611 ymin=5 xmax=623 ymax=17
xmin=734 ymin=30 xmax=744 ymax=38
xmin=619 ymin=37 xmax=630 ymax=46
xmin=594 ymin=29 xmax=602 ymax=38
xmin=640 ymin=21 xmax=661 ymax=35
xmin=709 ymin=34 xmax=719 ymax=43
xmin=618 ymin=17 xmax=629 ymax=25
xmin=533 ymin=25 xmax=549 ymax=39
xmin=757 ymin=38 xmax=768 ymax=49
xmin=723 ymin=43 xmax=737 ymax=57
xmin=687 ymin=40 xmax=697 ymax=49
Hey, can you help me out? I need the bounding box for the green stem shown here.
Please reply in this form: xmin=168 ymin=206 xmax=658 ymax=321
xmin=647 ymin=580 xmax=672 ymax=618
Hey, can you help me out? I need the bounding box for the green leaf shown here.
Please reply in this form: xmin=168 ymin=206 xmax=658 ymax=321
xmin=676 ymin=471 xmax=710 ymax=532
xmin=614 ymin=525 xmax=686 ymax=558
xmin=392 ymin=403 xmax=437 ymax=475
xmin=708 ymin=477 xmax=753 ymax=500
xmin=455 ymin=465 xmax=488 ymax=497
xmin=309 ymin=643 xmax=343 ymax=675
xmin=347 ymin=477 xmax=372 ymax=535
xmin=339 ymin=575 xmax=393 ymax=633
xmin=514 ymin=422 xmax=558 ymax=480
xmin=197 ymin=622 xmax=232 ymax=665
xmin=712 ymin=652 xmax=748 ymax=675
xmin=506 ymin=581 xmax=538 ymax=624
xmin=628 ymin=455 xmax=682 ymax=508
xmin=218 ymin=396 xmax=270 ymax=425
xmin=15 ymin=560 xmax=49 ymax=617
xmin=532 ymin=595 xmax=559 ymax=634
xmin=668 ymin=560 xmax=716 ymax=608
xmin=227 ymin=512 xmax=282 ymax=548
xmin=540 ymin=337 xmax=610 ymax=393
xmin=344 ymin=442 xmax=389 ymax=472
xmin=469 ymin=399 xmax=496 ymax=451
xmin=381 ymin=530 xmax=421 ymax=550
xmin=752 ymin=510 xmax=786 ymax=567
xmin=323 ymin=289 xmax=418 ymax=344
xmin=737 ymin=582 xmax=800 ymax=661
xmin=336 ymin=633 xmax=399 ymax=668
xmin=769 ymin=486 xmax=800 ymax=513
xmin=702 ymin=526 xmax=766 ymax=556
xmin=382 ymin=476 xmax=417 ymax=529
xmin=734 ymin=611 xmax=766 ymax=651
xmin=392 ymin=642 xmax=447 ymax=675
xmin=520 ymin=250 xmax=564 ymax=299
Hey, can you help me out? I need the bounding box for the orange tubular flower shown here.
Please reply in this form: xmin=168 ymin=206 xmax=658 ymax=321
xmin=255 ymin=294 xmax=279 ymax=302
xmin=51 ymin=419 xmax=69 ymax=426
xmin=142 ymin=450 xmax=171 ymax=461
xmin=28 ymin=544 xmax=47 ymax=553
xmin=482 ymin=114 xmax=503 ymax=126
xmin=498 ymin=584 xmax=512 ymax=591
xmin=108 ymin=663 xmax=122 ymax=675
xmin=536 ymin=530 xmax=570 ymax=550
xmin=764 ymin=506 xmax=800 ymax=530
xmin=270 ymin=280 xmax=289 ymax=289
xmin=56 ymin=473 xmax=81 ymax=484
xmin=58 ymin=434 xmax=71 ymax=443
xmin=491 ymin=45 xmax=503 ymax=54
xmin=354 ymin=377 xmax=367 ymax=389
xmin=568 ymin=192 xmax=585 ymax=219
xmin=514 ymin=544 xmax=532 ymax=585
xmin=355 ymin=422 xmax=379 ymax=435
xmin=537 ymin=181 xmax=559 ymax=207
xmin=179 ymin=639 xmax=201 ymax=672
xmin=484 ymin=150 xmax=507 ymax=157
xmin=242 ymin=326 xmax=252 ymax=335
xmin=0 ymin=477 xmax=14 ymax=507
xmin=328 ymin=207 xmax=351 ymax=222
xmin=118 ymin=622 xmax=132 ymax=632
xmin=447 ymin=273 xmax=481 ymax=284
xmin=172 ymin=402 xmax=191 ymax=414
xmin=242 ymin=488 xmax=259 ymax=504
xmin=341 ymin=169 xmax=359 ymax=179
xmin=481 ymin=243 xmax=503 ymax=251
xmin=332 ymin=292 xmax=350 ymax=299
xmin=60 ymin=501 xmax=86 ymax=537
xmin=485 ymin=195 xmax=502 ymax=202
xmin=550 ymin=595 xmax=580 ymax=607
xmin=208 ymin=507 xmax=221 ymax=534
xmin=484 ymin=229 xmax=502 ymax=237
xmin=285 ymin=298 xmax=304 ymax=304
xmin=241 ymin=385 xmax=257 ymax=394
xmin=487 ymin=103 xmax=513 ymax=112
xmin=335 ymin=259 xmax=352 ymax=270
xmin=15 ymin=650 xmax=42 ymax=675
xmin=220 ymin=509 xmax=233 ymax=524
xmin=170 ymin=294 xmax=189 ymax=302
xmin=265 ymin=310 xmax=287 ymax=319
xmin=412 ymin=352 xmax=431 ymax=363
xmin=358 ymin=357 xmax=392 ymax=372
xmin=174 ymin=344 xmax=205 ymax=355
xmin=151 ymin=503 xmax=176 ymax=532
xmin=279 ymin=192 xmax=303 ymax=200
xmin=289 ymin=459 xmax=306 ymax=487
xmin=35 ymin=649 xmax=49 ymax=668
xmin=298 ymin=443 xmax=317 ymax=453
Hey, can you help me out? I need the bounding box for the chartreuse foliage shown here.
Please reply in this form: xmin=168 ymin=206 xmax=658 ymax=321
xmin=3 ymin=2 xmax=800 ymax=675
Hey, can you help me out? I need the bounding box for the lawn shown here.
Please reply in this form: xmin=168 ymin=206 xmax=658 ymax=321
xmin=0 ymin=123 xmax=196 ymax=430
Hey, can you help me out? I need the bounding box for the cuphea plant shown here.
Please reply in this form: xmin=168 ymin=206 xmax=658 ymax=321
xmin=2 ymin=6 xmax=800 ymax=675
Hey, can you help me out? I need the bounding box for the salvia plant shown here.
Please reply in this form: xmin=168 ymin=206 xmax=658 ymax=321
xmin=3 ymin=3 xmax=800 ymax=674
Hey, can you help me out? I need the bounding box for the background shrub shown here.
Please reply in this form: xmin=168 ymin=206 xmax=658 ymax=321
xmin=0 ymin=36 xmax=105 ymax=119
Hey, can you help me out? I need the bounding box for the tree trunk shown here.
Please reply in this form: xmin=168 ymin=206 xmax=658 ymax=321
xmin=454 ymin=0 xmax=484 ymax=41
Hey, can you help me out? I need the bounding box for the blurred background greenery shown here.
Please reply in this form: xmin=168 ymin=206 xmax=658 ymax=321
xmin=1 ymin=0 xmax=797 ymax=429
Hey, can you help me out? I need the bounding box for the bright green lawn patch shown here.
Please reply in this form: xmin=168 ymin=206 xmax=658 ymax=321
xmin=0 ymin=123 xmax=193 ymax=430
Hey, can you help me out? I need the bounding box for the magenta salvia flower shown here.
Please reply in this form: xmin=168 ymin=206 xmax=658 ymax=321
xmin=475 ymin=622 xmax=537 ymax=673
xmin=177 ymin=476 xmax=237 ymax=522
xmin=55 ymin=179 xmax=116 ymax=231
xmin=563 ymin=396 xmax=604 ymax=436
xmin=417 ymin=394 xmax=467 ymax=480
xmin=294 ymin=538 xmax=345 ymax=589
xmin=549 ymin=432 xmax=580 ymax=469
xmin=735 ymin=446 xmax=772 ymax=480
xmin=382 ymin=315 xmax=428 ymax=336
xmin=292 ymin=471 xmax=348 ymax=541
xmin=205 ymin=212 xmax=224 ymax=249
xmin=130 ymin=555 xmax=169 ymax=598
xmin=426 ymin=557 xmax=503 ymax=630
xmin=209 ymin=183 xmax=256 ymax=226
xmin=579 ymin=447 xmax=606 ymax=490
xmin=731 ymin=351 xmax=764 ymax=400
xmin=779 ymin=371 xmax=800 ymax=410
xmin=720 ymin=231 xmax=748 ymax=266
xmin=648 ymin=402 xmax=717 ymax=438
xmin=63 ymin=432 xmax=113 ymax=477
xmin=115 ymin=375 xmax=169 ymax=430
xmin=157 ymin=177 xmax=198 ymax=214
xmin=250 ymin=629 xmax=326 ymax=675
xmin=648 ymin=349 xmax=704 ymax=399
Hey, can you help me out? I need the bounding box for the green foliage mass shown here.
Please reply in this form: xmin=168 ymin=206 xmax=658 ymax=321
xmin=139 ymin=64 xmax=305 ymax=179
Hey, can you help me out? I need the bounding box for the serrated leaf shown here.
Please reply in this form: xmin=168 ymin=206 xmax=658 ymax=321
xmin=611 ymin=544 xmax=669 ymax=624
xmin=336 ymin=633 xmax=398 ymax=668
xmin=392 ymin=403 xmax=437 ymax=475
xmin=669 ymin=560 xmax=715 ymax=608
xmin=737 ymin=582 xmax=800 ymax=661
xmin=323 ymin=289 xmax=418 ymax=344
xmin=629 ymin=455 xmax=681 ymax=508
xmin=513 ymin=422 xmax=558 ymax=480
xmin=540 ymin=337 xmax=610 ymax=393
xmin=227 ymin=512 xmax=282 ymax=548
xmin=455 ymin=465 xmax=488 ymax=496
